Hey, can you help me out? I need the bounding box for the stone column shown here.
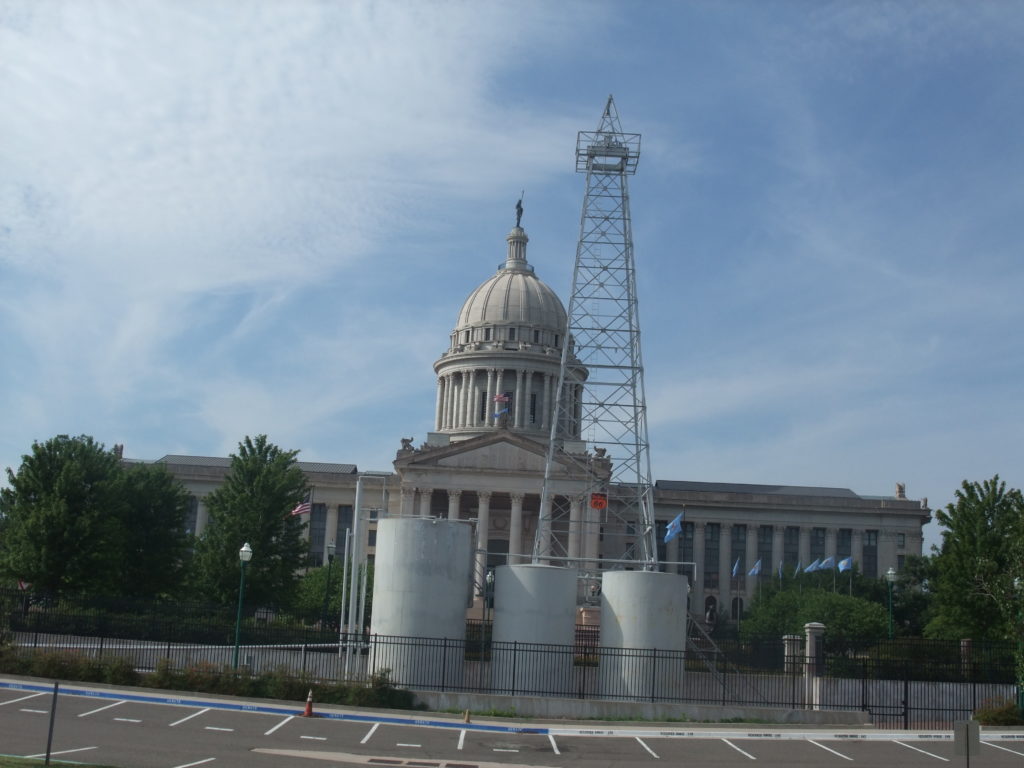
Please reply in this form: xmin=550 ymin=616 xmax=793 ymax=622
xmin=798 ymin=527 xmax=810 ymax=567
xmin=540 ymin=374 xmax=552 ymax=429
xmin=773 ymin=525 xmax=784 ymax=575
xmin=458 ymin=371 xmax=469 ymax=429
xmin=825 ymin=528 xmax=837 ymax=560
xmin=325 ymin=503 xmax=339 ymax=564
xmin=693 ymin=522 xmax=706 ymax=597
xmin=483 ymin=368 xmax=495 ymax=427
xmin=585 ymin=502 xmax=601 ymax=567
xmin=434 ymin=378 xmax=444 ymax=431
xmin=509 ymin=492 xmax=524 ymax=563
xmin=447 ymin=489 xmax=462 ymax=520
xmin=852 ymin=530 xmax=864 ymax=569
xmin=442 ymin=374 xmax=452 ymax=428
xmin=400 ymin=486 xmax=416 ymax=517
xmin=719 ymin=526 xmax=732 ymax=599
xmin=475 ymin=491 xmax=492 ymax=591
xmin=537 ymin=493 xmax=552 ymax=561
xmin=524 ymin=370 xmax=534 ymax=427
xmin=514 ymin=369 xmax=525 ymax=428
xmin=568 ymin=496 xmax=583 ymax=563
xmin=465 ymin=369 xmax=477 ymax=427
xmin=195 ymin=497 xmax=209 ymax=537
xmin=418 ymin=488 xmax=433 ymax=518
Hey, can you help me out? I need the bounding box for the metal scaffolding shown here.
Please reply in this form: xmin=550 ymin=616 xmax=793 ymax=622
xmin=534 ymin=95 xmax=658 ymax=570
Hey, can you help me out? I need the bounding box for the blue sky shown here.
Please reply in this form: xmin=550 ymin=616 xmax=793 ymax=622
xmin=2 ymin=1 xmax=1022 ymax=551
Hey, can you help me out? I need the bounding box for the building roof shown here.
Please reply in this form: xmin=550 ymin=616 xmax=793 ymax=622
xmin=155 ymin=455 xmax=358 ymax=475
xmin=655 ymin=479 xmax=864 ymax=499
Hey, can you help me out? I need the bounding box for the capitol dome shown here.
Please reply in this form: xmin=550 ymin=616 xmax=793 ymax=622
xmin=433 ymin=223 xmax=586 ymax=441
xmin=455 ymin=227 xmax=567 ymax=333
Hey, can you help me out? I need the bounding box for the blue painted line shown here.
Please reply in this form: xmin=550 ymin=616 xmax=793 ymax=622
xmin=0 ymin=680 xmax=547 ymax=735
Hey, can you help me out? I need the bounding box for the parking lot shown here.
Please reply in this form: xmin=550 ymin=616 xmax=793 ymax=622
xmin=3 ymin=679 xmax=1024 ymax=768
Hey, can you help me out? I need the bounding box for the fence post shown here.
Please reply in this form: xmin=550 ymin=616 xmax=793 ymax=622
xmin=511 ymin=641 xmax=517 ymax=697
xmin=440 ymin=638 xmax=447 ymax=692
xmin=902 ymin=660 xmax=909 ymax=730
xmin=804 ymin=622 xmax=825 ymax=711
xmin=650 ymin=648 xmax=658 ymax=703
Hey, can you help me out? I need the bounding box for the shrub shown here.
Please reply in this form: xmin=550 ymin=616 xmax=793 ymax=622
xmin=974 ymin=698 xmax=1024 ymax=726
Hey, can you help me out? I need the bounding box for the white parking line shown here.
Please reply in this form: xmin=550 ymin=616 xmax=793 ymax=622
xmin=169 ymin=707 xmax=210 ymax=727
xmin=0 ymin=692 xmax=44 ymax=707
xmin=20 ymin=708 xmax=47 ymax=714
xmin=171 ymin=758 xmax=216 ymax=768
xmin=24 ymin=747 xmax=97 ymax=759
xmin=635 ymin=737 xmax=659 ymax=759
xmin=361 ymin=723 xmax=380 ymax=744
xmin=397 ymin=743 xmax=422 ymax=748
xmin=114 ymin=717 xmax=142 ymax=723
xmin=78 ymin=700 xmax=125 ymax=718
xmin=493 ymin=748 xmax=519 ymax=753
xmin=205 ymin=726 xmax=234 ymax=732
xmin=548 ymin=734 xmax=560 ymax=755
xmin=722 ymin=739 xmax=757 ymax=760
xmin=894 ymin=740 xmax=949 ymax=761
xmin=987 ymin=741 xmax=1024 ymax=756
xmin=264 ymin=715 xmax=294 ymax=735
xmin=808 ymin=740 xmax=852 ymax=760
xmin=301 ymin=735 xmax=327 ymax=741
xmin=458 ymin=729 xmax=466 ymax=750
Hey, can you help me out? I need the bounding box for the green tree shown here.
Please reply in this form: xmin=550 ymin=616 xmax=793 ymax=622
xmin=191 ymin=435 xmax=309 ymax=608
xmin=113 ymin=462 xmax=192 ymax=598
xmin=292 ymin=561 xmax=374 ymax=629
xmin=740 ymin=586 xmax=888 ymax=644
xmin=0 ymin=435 xmax=191 ymax=597
xmin=926 ymin=476 xmax=1024 ymax=641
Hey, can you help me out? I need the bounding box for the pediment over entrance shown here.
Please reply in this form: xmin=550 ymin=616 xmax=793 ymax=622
xmin=394 ymin=430 xmax=584 ymax=480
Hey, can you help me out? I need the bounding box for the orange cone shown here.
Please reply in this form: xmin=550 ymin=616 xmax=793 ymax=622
xmin=303 ymin=688 xmax=314 ymax=717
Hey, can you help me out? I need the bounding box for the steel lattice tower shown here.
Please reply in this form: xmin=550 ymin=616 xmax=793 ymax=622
xmin=534 ymin=95 xmax=658 ymax=570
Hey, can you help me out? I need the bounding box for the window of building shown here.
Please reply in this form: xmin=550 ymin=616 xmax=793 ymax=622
xmin=463 ymin=330 xmax=470 ymax=343
xmin=508 ymin=328 xmax=516 ymax=341
xmin=863 ymin=530 xmax=878 ymax=578
xmin=533 ymin=330 xmax=541 ymax=344
xmin=730 ymin=524 xmax=746 ymax=590
xmin=757 ymin=525 xmax=773 ymax=581
xmin=783 ymin=526 xmax=800 ymax=568
xmin=336 ymin=505 xmax=353 ymax=545
xmin=897 ymin=554 xmax=905 ymax=571
xmin=529 ymin=393 xmax=537 ymax=424
xmin=810 ymin=527 xmax=826 ymax=563
xmin=704 ymin=523 xmax=720 ymax=589
xmin=554 ymin=334 xmax=560 ymax=347
xmin=185 ymin=496 xmax=198 ymax=536
xmin=368 ymin=529 xmax=377 ymax=548
xmin=837 ymin=529 xmax=852 ymax=561
xmin=656 ymin=521 xmax=667 ymax=564
xmin=479 ymin=391 xmax=488 ymax=422
xmin=368 ymin=508 xmax=379 ymax=521
xmin=897 ymin=533 xmax=906 ymax=549
xmin=681 ymin=521 xmax=695 ymax=575
xmin=308 ymin=503 xmax=328 ymax=566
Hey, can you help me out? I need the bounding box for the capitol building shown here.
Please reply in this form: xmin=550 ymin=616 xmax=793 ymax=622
xmin=151 ymin=219 xmax=931 ymax=625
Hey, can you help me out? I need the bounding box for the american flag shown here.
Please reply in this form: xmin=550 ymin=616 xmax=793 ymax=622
xmin=290 ymin=498 xmax=312 ymax=516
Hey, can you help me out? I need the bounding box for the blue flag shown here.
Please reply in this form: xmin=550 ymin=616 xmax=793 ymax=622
xmin=663 ymin=512 xmax=684 ymax=544
xmin=777 ymin=559 xmax=784 ymax=579
xmin=819 ymin=556 xmax=835 ymax=570
xmin=838 ymin=556 xmax=853 ymax=573
xmin=793 ymin=560 xmax=802 ymax=577
xmin=731 ymin=557 xmax=740 ymax=578
xmin=804 ymin=558 xmax=821 ymax=573
xmin=748 ymin=559 xmax=762 ymax=577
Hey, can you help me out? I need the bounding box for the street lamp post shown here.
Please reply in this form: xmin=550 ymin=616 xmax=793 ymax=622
xmin=320 ymin=541 xmax=336 ymax=628
xmin=885 ymin=566 xmax=897 ymax=640
xmin=232 ymin=542 xmax=253 ymax=670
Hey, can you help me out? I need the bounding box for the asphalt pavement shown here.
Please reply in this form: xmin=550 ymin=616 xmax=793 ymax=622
xmin=3 ymin=677 xmax=1024 ymax=768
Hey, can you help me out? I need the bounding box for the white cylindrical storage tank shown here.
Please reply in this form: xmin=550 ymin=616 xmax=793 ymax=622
xmin=598 ymin=570 xmax=688 ymax=700
xmin=369 ymin=517 xmax=473 ymax=689
xmin=491 ymin=564 xmax=577 ymax=697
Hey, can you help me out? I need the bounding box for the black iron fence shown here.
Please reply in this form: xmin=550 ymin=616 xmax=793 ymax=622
xmin=1 ymin=589 xmax=1018 ymax=728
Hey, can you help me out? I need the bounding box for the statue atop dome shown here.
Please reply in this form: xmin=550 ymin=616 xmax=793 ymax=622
xmin=515 ymin=194 xmax=524 ymax=228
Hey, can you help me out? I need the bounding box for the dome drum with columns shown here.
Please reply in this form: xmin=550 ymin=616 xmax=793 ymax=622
xmin=433 ymin=226 xmax=587 ymax=441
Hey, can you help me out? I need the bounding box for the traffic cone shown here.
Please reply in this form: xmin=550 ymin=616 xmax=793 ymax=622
xmin=303 ymin=688 xmax=314 ymax=717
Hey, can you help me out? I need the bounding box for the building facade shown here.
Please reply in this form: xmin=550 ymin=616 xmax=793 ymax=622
xmin=152 ymin=221 xmax=931 ymax=623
